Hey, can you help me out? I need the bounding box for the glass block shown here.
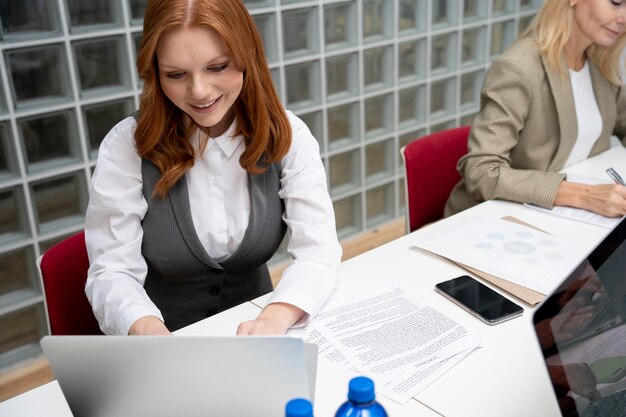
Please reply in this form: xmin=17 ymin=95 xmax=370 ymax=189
xmin=430 ymin=77 xmax=456 ymax=120
xmin=432 ymin=0 xmax=459 ymax=29
xmin=333 ymin=193 xmax=362 ymax=238
xmin=243 ymin=0 xmax=275 ymax=8
xmin=431 ymin=32 xmax=458 ymax=75
xmin=73 ymin=36 xmax=130 ymax=97
xmin=521 ymin=0 xmax=542 ymax=11
xmin=399 ymin=0 xmax=427 ymax=35
xmin=461 ymin=70 xmax=484 ymax=110
xmin=398 ymin=85 xmax=426 ymax=128
xmin=0 ymin=122 xmax=17 ymax=180
xmin=66 ymin=0 xmax=121 ymax=30
xmin=129 ymin=0 xmax=149 ymax=22
xmin=324 ymin=1 xmax=357 ymax=51
xmin=460 ymin=112 xmax=477 ymax=126
xmin=491 ymin=20 xmax=516 ymax=57
xmin=82 ymin=98 xmax=135 ymax=160
xmin=365 ymin=139 xmax=394 ymax=183
xmin=431 ymin=120 xmax=457 ymax=133
xmin=0 ymin=246 xmax=38 ymax=303
xmin=327 ymin=101 xmax=360 ymax=150
xmin=326 ymin=53 xmax=359 ymax=102
xmin=398 ymin=38 xmax=427 ymax=83
xmin=18 ymin=110 xmax=80 ymax=172
xmin=366 ymin=183 xmax=394 ymax=228
xmin=253 ymin=13 xmax=278 ymax=63
xmin=0 ymin=0 xmax=59 ymax=41
xmin=285 ymin=60 xmax=321 ymax=110
xmin=463 ymin=0 xmax=488 ymax=22
xmin=363 ymin=46 xmax=393 ymax=92
xmin=132 ymin=31 xmax=143 ymax=86
xmin=492 ymin=0 xmax=516 ymax=16
xmin=0 ymin=303 xmax=46 ymax=369
xmin=31 ymin=171 xmax=88 ymax=234
xmin=270 ymin=67 xmax=281 ymax=99
xmin=298 ymin=111 xmax=324 ymax=153
xmin=462 ymin=27 xmax=487 ymax=67
xmin=282 ymin=7 xmax=319 ymax=59
xmin=5 ymin=44 xmax=71 ymax=108
xmin=519 ymin=15 xmax=534 ymax=36
xmin=364 ymin=94 xmax=393 ymax=140
xmin=39 ymin=232 xmax=73 ymax=254
xmin=329 ymin=149 xmax=361 ymax=196
xmin=0 ymin=187 xmax=29 ymax=244
xmin=363 ymin=0 xmax=393 ymax=42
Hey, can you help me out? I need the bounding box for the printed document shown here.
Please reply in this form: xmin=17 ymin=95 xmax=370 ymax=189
xmin=413 ymin=217 xmax=589 ymax=295
xmin=290 ymin=288 xmax=479 ymax=404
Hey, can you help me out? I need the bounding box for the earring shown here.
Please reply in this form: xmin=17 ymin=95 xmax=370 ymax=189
xmin=569 ymin=1 xmax=575 ymax=7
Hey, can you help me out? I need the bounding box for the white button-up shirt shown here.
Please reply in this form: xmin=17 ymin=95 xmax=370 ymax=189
xmin=85 ymin=111 xmax=342 ymax=335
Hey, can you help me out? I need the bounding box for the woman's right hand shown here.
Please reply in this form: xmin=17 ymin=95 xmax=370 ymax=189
xmin=555 ymin=181 xmax=626 ymax=217
xmin=128 ymin=315 xmax=172 ymax=335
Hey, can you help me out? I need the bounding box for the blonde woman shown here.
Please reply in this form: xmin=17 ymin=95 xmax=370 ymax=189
xmin=445 ymin=0 xmax=626 ymax=217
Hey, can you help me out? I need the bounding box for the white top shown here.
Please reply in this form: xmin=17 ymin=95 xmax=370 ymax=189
xmin=84 ymin=111 xmax=342 ymax=335
xmin=564 ymin=62 xmax=603 ymax=168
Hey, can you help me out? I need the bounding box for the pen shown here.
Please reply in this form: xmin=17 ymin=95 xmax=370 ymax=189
xmin=606 ymin=167 xmax=626 ymax=186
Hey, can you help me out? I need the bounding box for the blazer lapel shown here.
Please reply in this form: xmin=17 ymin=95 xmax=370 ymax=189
xmin=588 ymin=61 xmax=614 ymax=155
xmin=543 ymin=54 xmax=578 ymax=171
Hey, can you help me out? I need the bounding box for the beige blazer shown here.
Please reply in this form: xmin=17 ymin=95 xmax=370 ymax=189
xmin=445 ymin=37 xmax=626 ymax=217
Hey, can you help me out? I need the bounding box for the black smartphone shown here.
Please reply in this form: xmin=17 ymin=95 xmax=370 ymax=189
xmin=435 ymin=275 xmax=524 ymax=325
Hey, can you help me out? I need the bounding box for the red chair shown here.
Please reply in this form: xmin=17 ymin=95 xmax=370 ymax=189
xmin=401 ymin=126 xmax=470 ymax=233
xmin=38 ymin=231 xmax=103 ymax=335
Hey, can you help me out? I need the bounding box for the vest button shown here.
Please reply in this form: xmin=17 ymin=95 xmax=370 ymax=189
xmin=209 ymin=286 xmax=221 ymax=295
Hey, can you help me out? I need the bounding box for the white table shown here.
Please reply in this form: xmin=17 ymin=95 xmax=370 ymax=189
xmin=2 ymin=146 xmax=625 ymax=417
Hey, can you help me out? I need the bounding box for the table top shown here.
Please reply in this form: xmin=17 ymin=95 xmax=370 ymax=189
xmin=2 ymin=145 xmax=625 ymax=417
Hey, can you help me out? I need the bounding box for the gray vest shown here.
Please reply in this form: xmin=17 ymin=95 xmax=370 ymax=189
xmin=140 ymin=158 xmax=286 ymax=331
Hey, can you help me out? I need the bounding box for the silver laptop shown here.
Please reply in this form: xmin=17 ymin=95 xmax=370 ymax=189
xmin=533 ymin=216 xmax=626 ymax=417
xmin=41 ymin=336 xmax=317 ymax=417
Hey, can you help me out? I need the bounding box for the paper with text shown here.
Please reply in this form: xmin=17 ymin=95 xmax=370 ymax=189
xmin=413 ymin=218 xmax=588 ymax=295
xmin=523 ymin=204 xmax=621 ymax=229
xmin=304 ymin=288 xmax=479 ymax=404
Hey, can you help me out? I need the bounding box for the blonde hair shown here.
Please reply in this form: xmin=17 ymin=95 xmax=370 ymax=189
xmin=521 ymin=0 xmax=626 ymax=84
xmin=136 ymin=0 xmax=291 ymax=199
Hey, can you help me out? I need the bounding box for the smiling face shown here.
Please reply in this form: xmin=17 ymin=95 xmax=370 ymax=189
xmin=570 ymin=0 xmax=626 ymax=50
xmin=156 ymin=26 xmax=244 ymax=137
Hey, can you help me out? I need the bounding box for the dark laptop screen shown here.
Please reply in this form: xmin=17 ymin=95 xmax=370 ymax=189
xmin=533 ymin=218 xmax=626 ymax=417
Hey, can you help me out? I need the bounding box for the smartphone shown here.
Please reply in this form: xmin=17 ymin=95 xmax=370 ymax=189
xmin=435 ymin=275 xmax=524 ymax=325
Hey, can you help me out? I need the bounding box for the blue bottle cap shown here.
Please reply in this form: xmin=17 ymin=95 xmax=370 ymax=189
xmin=286 ymin=398 xmax=313 ymax=417
xmin=348 ymin=376 xmax=376 ymax=403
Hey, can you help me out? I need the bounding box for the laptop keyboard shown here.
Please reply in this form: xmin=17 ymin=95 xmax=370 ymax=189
xmin=580 ymin=389 xmax=626 ymax=417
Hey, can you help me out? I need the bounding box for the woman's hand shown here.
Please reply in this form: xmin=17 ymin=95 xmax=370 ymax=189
xmin=555 ymin=182 xmax=626 ymax=217
xmin=128 ymin=315 xmax=172 ymax=335
xmin=236 ymin=303 xmax=306 ymax=335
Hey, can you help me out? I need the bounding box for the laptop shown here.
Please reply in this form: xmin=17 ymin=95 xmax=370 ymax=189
xmin=533 ymin=217 xmax=626 ymax=417
xmin=40 ymin=336 xmax=318 ymax=417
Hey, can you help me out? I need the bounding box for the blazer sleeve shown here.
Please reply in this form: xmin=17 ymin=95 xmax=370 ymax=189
xmin=458 ymin=58 xmax=566 ymax=208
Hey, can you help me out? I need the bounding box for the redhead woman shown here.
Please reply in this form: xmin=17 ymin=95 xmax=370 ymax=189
xmin=85 ymin=0 xmax=342 ymax=335
xmin=445 ymin=0 xmax=626 ymax=217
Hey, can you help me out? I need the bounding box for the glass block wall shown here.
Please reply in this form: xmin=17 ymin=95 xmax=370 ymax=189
xmin=0 ymin=0 xmax=542 ymax=369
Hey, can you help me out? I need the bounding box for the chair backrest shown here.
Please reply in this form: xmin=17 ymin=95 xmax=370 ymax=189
xmin=401 ymin=125 xmax=470 ymax=233
xmin=38 ymin=230 xmax=102 ymax=335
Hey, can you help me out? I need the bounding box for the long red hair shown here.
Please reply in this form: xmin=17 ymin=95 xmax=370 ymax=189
xmin=135 ymin=0 xmax=291 ymax=198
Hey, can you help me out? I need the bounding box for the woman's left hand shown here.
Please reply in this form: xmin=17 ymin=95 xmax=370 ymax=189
xmin=236 ymin=302 xmax=305 ymax=335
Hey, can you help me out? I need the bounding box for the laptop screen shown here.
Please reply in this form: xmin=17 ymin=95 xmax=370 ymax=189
xmin=533 ymin=218 xmax=626 ymax=417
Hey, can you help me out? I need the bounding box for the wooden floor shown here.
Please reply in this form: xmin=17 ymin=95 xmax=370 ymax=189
xmin=0 ymin=217 xmax=406 ymax=402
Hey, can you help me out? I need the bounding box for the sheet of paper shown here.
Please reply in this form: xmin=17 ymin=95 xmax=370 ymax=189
xmin=307 ymin=288 xmax=479 ymax=404
xmin=413 ymin=218 xmax=589 ymax=295
xmin=523 ymin=204 xmax=621 ymax=229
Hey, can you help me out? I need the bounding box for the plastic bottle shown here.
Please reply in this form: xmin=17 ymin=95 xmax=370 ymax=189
xmin=285 ymin=398 xmax=314 ymax=417
xmin=335 ymin=376 xmax=388 ymax=417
